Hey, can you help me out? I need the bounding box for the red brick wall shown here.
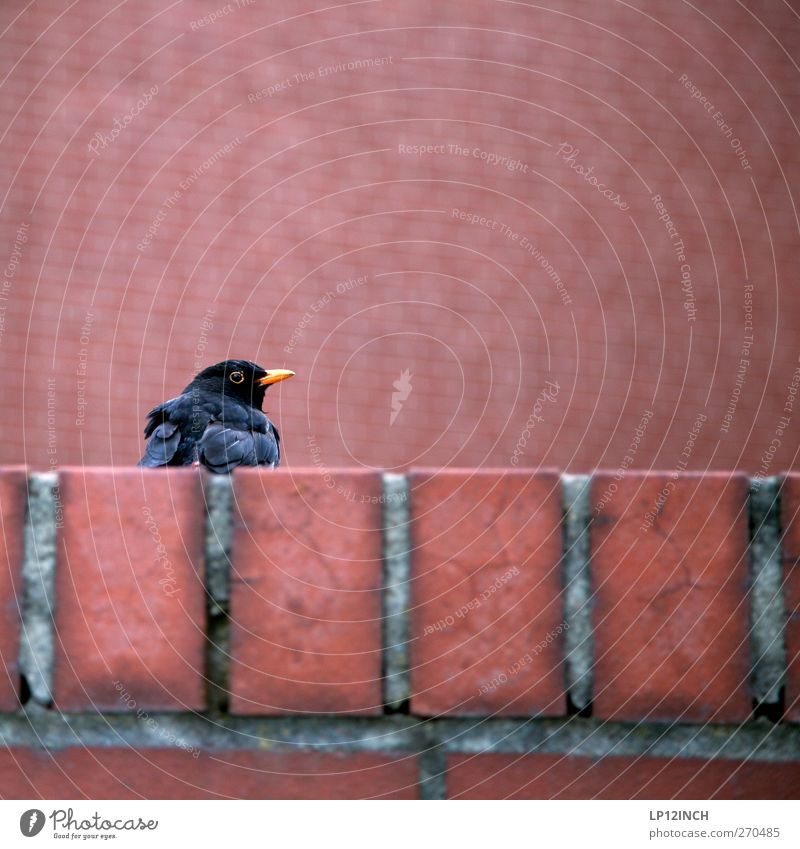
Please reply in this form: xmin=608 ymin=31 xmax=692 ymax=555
xmin=0 ymin=466 xmax=798 ymax=799
xmin=1 ymin=1 xmax=799 ymax=473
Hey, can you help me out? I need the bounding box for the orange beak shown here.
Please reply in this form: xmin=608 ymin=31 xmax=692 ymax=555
xmin=258 ymin=369 xmax=295 ymax=386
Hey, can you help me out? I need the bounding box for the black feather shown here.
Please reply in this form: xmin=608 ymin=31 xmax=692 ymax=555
xmin=137 ymin=359 xmax=288 ymax=473
xmin=138 ymin=420 xmax=180 ymax=467
xmin=198 ymin=421 xmax=280 ymax=473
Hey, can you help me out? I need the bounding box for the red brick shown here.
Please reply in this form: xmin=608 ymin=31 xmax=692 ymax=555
xmin=53 ymin=468 xmax=206 ymax=711
xmin=229 ymin=469 xmax=383 ymax=714
xmin=409 ymin=469 xmax=564 ymax=716
xmin=591 ymin=472 xmax=751 ymax=722
xmin=780 ymin=474 xmax=800 ymax=722
xmin=0 ymin=747 xmax=417 ymax=799
xmin=447 ymin=754 xmax=800 ymax=799
xmin=0 ymin=468 xmax=27 ymax=710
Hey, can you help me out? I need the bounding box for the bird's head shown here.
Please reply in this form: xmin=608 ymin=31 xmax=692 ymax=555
xmin=186 ymin=359 xmax=295 ymax=409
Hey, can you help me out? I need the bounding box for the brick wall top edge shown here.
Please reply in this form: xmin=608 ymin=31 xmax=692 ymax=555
xmin=592 ymin=470 xmax=751 ymax=480
xmin=47 ymin=466 xmax=382 ymax=475
xmin=0 ymin=467 xmax=790 ymax=477
xmin=409 ymin=466 xmax=561 ymax=476
xmin=55 ymin=466 xmax=202 ymax=476
xmin=233 ymin=467 xmax=381 ymax=477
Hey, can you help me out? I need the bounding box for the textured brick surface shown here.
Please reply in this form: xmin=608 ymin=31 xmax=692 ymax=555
xmin=591 ymin=473 xmax=751 ymax=722
xmin=447 ymin=754 xmax=800 ymax=799
xmin=53 ymin=468 xmax=207 ymax=711
xmin=0 ymin=468 xmax=27 ymax=710
xmin=410 ymin=469 xmax=565 ymax=716
xmin=781 ymin=474 xmax=800 ymax=722
xmin=229 ymin=469 xmax=384 ymax=714
xmin=0 ymin=748 xmax=418 ymax=799
xmin=1 ymin=1 xmax=799 ymax=481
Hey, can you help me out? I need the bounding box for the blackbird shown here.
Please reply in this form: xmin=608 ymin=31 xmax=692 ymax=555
xmin=138 ymin=359 xmax=294 ymax=473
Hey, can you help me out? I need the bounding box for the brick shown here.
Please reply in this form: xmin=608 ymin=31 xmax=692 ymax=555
xmin=591 ymin=472 xmax=751 ymax=722
xmin=409 ymin=469 xmax=565 ymax=716
xmin=53 ymin=468 xmax=206 ymax=711
xmin=229 ymin=469 xmax=383 ymax=714
xmin=0 ymin=748 xmax=418 ymax=799
xmin=780 ymin=474 xmax=800 ymax=722
xmin=0 ymin=468 xmax=27 ymax=710
xmin=447 ymin=754 xmax=800 ymax=799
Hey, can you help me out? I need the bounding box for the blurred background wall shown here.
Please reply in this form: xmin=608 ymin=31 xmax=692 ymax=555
xmin=0 ymin=0 xmax=798 ymax=473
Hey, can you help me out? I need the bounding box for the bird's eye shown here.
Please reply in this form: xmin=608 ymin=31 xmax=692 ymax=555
xmin=229 ymin=371 xmax=244 ymax=384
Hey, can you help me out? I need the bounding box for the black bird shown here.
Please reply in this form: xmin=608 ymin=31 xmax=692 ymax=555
xmin=138 ymin=359 xmax=294 ymax=473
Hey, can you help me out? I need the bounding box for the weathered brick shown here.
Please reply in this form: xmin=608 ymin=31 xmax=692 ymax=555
xmin=780 ymin=474 xmax=800 ymax=722
xmin=229 ymin=469 xmax=383 ymax=714
xmin=410 ymin=469 xmax=565 ymax=716
xmin=591 ymin=472 xmax=751 ymax=722
xmin=53 ymin=468 xmax=206 ymax=711
xmin=0 ymin=748 xmax=418 ymax=799
xmin=447 ymin=753 xmax=800 ymax=799
xmin=0 ymin=468 xmax=27 ymax=709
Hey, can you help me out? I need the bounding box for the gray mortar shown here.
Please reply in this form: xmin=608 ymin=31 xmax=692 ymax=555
xmin=0 ymin=712 xmax=796 ymax=764
xmin=203 ymin=474 xmax=233 ymax=612
xmin=418 ymin=748 xmax=447 ymax=799
xmin=19 ymin=473 xmax=58 ymax=706
xmin=382 ymin=473 xmax=411 ymax=711
xmin=417 ymin=721 xmax=447 ymax=799
xmin=561 ymin=474 xmax=593 ymax=710
xmin=201 ymin=473 xmax=234 ymax=711
xmin=748 ymin=477 xmax=786 ymax=706
xmin=434 ymin=716 xmax=799 ymax=762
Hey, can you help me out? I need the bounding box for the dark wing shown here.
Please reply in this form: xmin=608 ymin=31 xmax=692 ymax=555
xmin=138 ymin=419 xmax=181 ymax=467
xmin=138 ymin=396 xmax=198 ymax=467
xmin=198 ymin=420 xmax=281 ymax=474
